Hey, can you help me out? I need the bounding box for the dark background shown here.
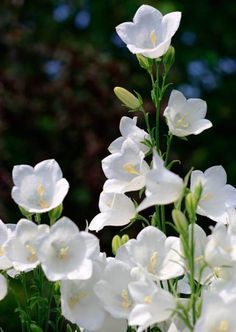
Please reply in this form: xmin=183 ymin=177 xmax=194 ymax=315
xmin=0 ymin=0 xmax=235 ymax=328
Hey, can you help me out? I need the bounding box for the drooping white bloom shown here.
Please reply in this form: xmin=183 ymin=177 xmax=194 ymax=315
xmin=0 ymin=220 xmax=13 ymax=270
xmin=116 ymin=226 xmax=184 ymax=280
xmin=61 ymin=261 xmax=106 ymax=331
xmin=89 ymin=192 xmax=136 ymax=232
xmin=138 ymin=152 xmax=184 ymax=211
xmin=0 ymin=274 xmax=7 ymax=300
xmin=116 ymin=5 xmax=181 ymax=59
xmin=37 ymin=217 xmax=99 ymax=281
xmin=108 ymin=116 xmax=150 ymax=154
xmin=163 ymin=90 xmax=212 ymax=137
xmin=128 ymin=279 xmax=176 ymax=332
xmin=5 ymin=219 xmax=49 ymax=272
xmin=11 ymin=159 xmax=69 ymax=213
xmin=195 ymin=292 xmax=236 ymax=331
xmin=190 ymin=165 xmax=236 ymax=223
xmin=94 ymin=260 xmax=135 ymax=319
xmin=102 ymin=138 xmax=150 ymax=193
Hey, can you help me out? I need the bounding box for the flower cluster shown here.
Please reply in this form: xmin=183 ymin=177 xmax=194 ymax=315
xmin=0 ymin=4 xmax=235 ymax=332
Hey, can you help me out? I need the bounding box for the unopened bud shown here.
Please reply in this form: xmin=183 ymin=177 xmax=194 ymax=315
xmin=163 ymin=46 xmax=175 ymax=72
xmin=194 ymin=182 xmax=203 ymax=204
xmin=121 ymin=234 xmax=129 ymax=245
xmin=185 ymin=193 xmax=196 ymax=217
xmin=172 ymin=209 xmax=188 ymax=234
xmin=112 ymin=235 xmax=122 ymax=255
xmin=114 ymin=87 xmax=141 ymax=110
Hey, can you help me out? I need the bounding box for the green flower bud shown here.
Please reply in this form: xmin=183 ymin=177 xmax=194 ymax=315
xmin=172 ymin=209 xmax=188 ymax=234
xmin=163 ymin=46 xmax=175 ymax=72
xmin=136 ymin=54 xmax=152 ymax=70
xmin=121 ymin=234 xmax=129 ymax=245
xmin=112 ymin=235 xmax=122 ymax=255
xmin=114 ymin=87 xmax=141 ymax=110
xmin=185 ymin=193 xmax=196 ymax=217
xmin=194 ymin=182 xmax=203 ymax=204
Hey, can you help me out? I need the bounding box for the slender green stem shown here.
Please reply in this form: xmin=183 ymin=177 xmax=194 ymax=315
xmin=165 ymin=133 xmax=173 ymax=166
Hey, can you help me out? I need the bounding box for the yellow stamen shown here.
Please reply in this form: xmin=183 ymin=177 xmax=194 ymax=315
xmin=0 ymin=246 xmax=5 ymax=257
xmin=201 ymin=192 xmax=213 ymax=201
xmin=123 ymin=162 xmax=140 ymax=175
xmin=213 ymin=267 xmax=222 ymax=279
xmin=214 ymin=320 xmax=229 ymax=332
xmin=147 ymin=251 xmax=158 ymax=273
xmin=175 ymin=113 xmax=189 ymax=129
xmin=37 ymin=183 xmax=50 ymax=209
xmin=68 ymin=291 xmax=88 ymax=308
xmin=144 ymin=295 xmax=152 ymax=304
xmin=57 ymin=246 xmax=69 ymax=260
xmin=26 ymin=244 xmax=37 ymax=263
xmin=120 ymin=289 xmax=132 ymax=309
xmin=150 ymin=30 xmax=157 ymax=47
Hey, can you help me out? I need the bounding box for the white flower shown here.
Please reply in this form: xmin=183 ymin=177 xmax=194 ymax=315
xmin=190 ymin=166 xmax=236 ymax=223
xmin=11 ymin=159 xmax=69 ymax=213
xmin=94 ymin=260 xmax=135 ymax=319
xmin=89 ymin=192 xmax=136 ymax=232
xmin=128 ymin=279 xmax=176 ymax=332
xmin=116 ymin=5 xmax=181 ymax=59
xmin=37 ymin=217 xmax=99 ymax=281
xmin=116 ymin=226 xmax=184 ymax=280
xmin=0 ymin=274 xmax=7 ymax=300
xmin=195 ymin=292 xmax=236 ymax=332
xmin=108 ymin=116 xmax=150 ymax=154
xmin=163 ymin=90 xmax=212 ymax=137
xmin=84 ymin=314 xmax=127 ymax=332
xmin=137 ymin=152 xmax=184 ymax=211
xmin=102 ymin=138 xmax=150 ymax=193
xmin=5 ymin=219 xmax=49 ymax=272
xmin=61 ymin=261 xmax=106 ymax=331
xmin=0 ymin=220 xmax=13 ymax=270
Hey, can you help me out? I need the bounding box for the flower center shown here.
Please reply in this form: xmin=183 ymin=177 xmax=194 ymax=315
xmin=175 ymin=113 xmax=190 ymax=129
xmin=57 ymin=246 xmax=69 ymax=260
xmin=0 ymin=246 xmax=5 ymax=257
xmin=213 ymin=320 xmax=229 ymax=332
xmin=26 ymin=244 xmax=37 ymax=263
xmin=120 ymin=289 xmax=132 ymax=309
xmin=68 ymin=291 xmax=88 ymax=308
xmin=144 ymin=295 xmax=152 ymax=304
xmin=37 ymin=183 xmax=49 ymax=209
xmin=123 ymin=162 xmax=140 ymax=175
xmin=150 ymin=30 xmax=157 ymax=47
xmin=213 ymin=267 xmax=222 ymax=279
xmin=201 ymin=192 xmax=213 ymax=201
xmin=147 ymin=251 xmax=158 ymax=273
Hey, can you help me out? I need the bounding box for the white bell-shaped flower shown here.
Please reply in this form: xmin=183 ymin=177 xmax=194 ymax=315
xmin=37 ymin=217 xmax=99 ymax=281
xmin=128 ymin=279 xmax=176 ymax=332
xmin=0 ymin=274 xmax=7 ymax=301
xmin=163 ymin=90 xmax=212 ymax=137
xmin=190 ymin=165 xmax=236 ymax=223
xmin=116 ymin=226 xmax=184 ymax=280
xmin=0 ymin=220 xmax=13 ymax=270
xmin=195 ymin=292 xmax=236 ymax=332
xmin=138 ymin=152 xmax=184 ymax=211
xmin=108 ymin=116 xmax=150 ymax=154
xmin=89 ymin=192 xmax=136 ymax=232
xmin=5 ymin=219 xmax=49 ymax=272
xmin=11 ymin=159 xmax=69 ymax=213
xmin=94 ymin=260 xmax=135 ymax=319
xmin=83 ymin=314 xmax=127 ymax=332
xmin=116 ymin=5 xmax=181 ymax=59
xmin=102 ymin=138 xmax=150 ymax=193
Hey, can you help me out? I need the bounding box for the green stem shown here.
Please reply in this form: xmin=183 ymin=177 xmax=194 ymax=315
xmin=165 ymin=133 xmax=173 ymax=166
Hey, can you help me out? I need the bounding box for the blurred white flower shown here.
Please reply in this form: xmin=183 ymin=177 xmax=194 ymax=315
xmin=190 ymin=166 xmax=236 ymax=223
xmin=5 ymin=219 xmax=49 ymax=272
xmin=108 ymin=116 xmax=149 ymax=154
xmin=138 ymin=152 xmax=183 ymax=211
xmin=94 ymin=260 xmax=135 ymax=319
xmin=83 ymin=314 xmax=127 ymax=332
xmin=0 ymin=220 xmax=13 ymax=270
xmin=37 ymin=217 xmax=99 ymax=281
xmin=128 ymin=279 xmax=176 ymax=332
xmin=0 ymin=274 xmax=7 ymax=301
xmin=116 ymin=226 xmax=184 ymax=280
xmin=195 ymin=292 xmax=236 ymax=331
xmin=116 ymin=5 xmax=181 ymax=59
xmin=11 ymin=159 xmax=69 ymax=213
xmin=89 ymin=192 xmax=136 ymax=232
xmin=163 ymin=90 xmax=212 ymax=137
xmin=103 ymin=138 xmax=149 ymax=193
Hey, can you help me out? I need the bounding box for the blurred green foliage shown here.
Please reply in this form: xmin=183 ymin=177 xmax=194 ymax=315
xmin=0 ymin=0 xmax=235 ymax=328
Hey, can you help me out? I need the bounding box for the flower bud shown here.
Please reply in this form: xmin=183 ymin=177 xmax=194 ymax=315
xmin=185 ymin=193 xmax=196 ymax=217
xmin=121 ymin=234 xmax=129 ymax=245
xmin=163 ymin=46 xmax=175 ymax=72
xmin=112 ymin=235 xmax=122 ymax=255
xmin=172 ymin=209 xmax=188 ymax=234
xmin=114 ymin=87 xmax=141 ymax=110
xmin=194 ymin=182 xmax=203 ymax=204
